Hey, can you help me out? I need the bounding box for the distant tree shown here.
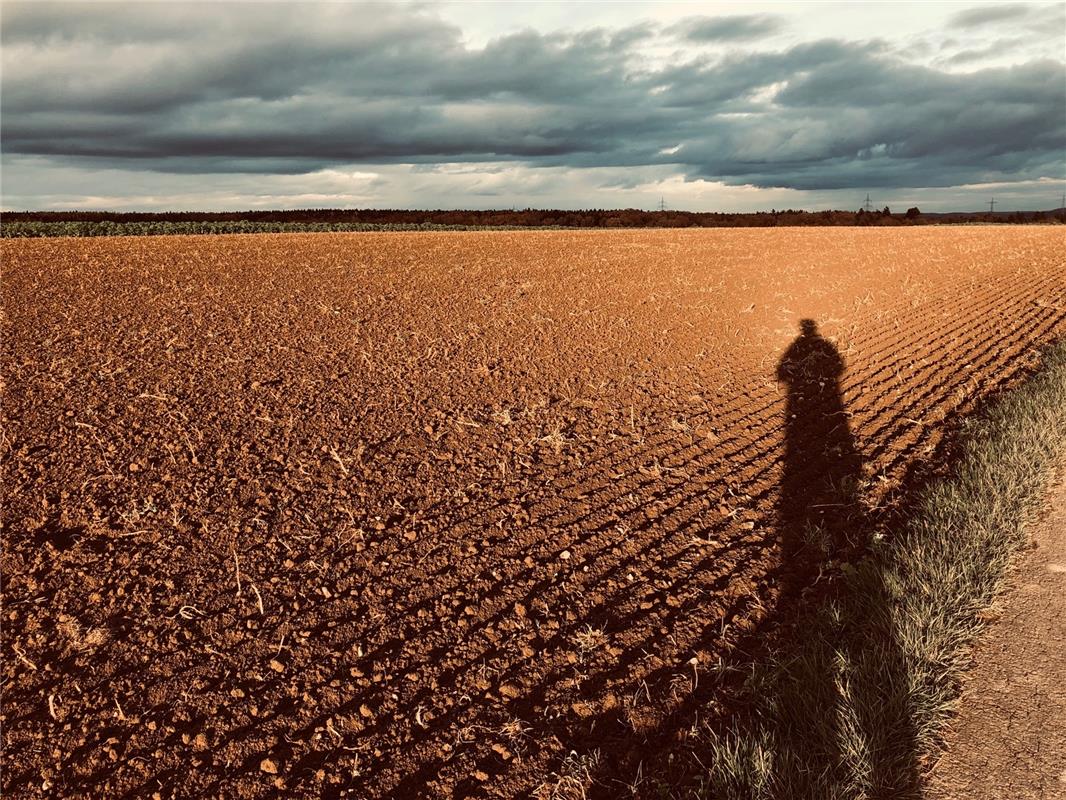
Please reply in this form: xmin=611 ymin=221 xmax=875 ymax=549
xmin=905 ymin=206 xmax=920 ymax=219
xmin=882 ymin=206 xmax=892 ymax=216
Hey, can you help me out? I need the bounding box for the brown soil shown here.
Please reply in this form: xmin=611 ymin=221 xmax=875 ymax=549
xmin=2 ymin=228 xmax=1064 ymax=799
xmin=927 ymin=470 xmax=1066 ymax=800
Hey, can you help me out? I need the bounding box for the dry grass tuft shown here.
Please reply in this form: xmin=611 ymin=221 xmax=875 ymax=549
xmin=571 ymin=624 xmax=609 ymax=655
xmin=58 ymin=616 xmax=111 ymax=654
xmin=536 ymin=750 xmax=603 ymax=800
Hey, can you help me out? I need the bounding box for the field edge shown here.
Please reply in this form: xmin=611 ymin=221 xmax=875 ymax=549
xmin=697 ymin=336 xmax=1066 ymax=800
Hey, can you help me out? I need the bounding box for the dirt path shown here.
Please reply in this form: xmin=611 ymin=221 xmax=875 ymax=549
xmin=928 ymin=468 xmax=1066 ymax=800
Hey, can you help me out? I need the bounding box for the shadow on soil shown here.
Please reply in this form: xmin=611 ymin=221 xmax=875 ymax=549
xmin=536 ymin=318 xmax=925 ymax=799
xmin=767 ymin=318 xmax=920 ymax=796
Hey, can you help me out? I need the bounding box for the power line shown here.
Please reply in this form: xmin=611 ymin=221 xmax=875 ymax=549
xmin=863 ymin=193 xmax=873 ymax=213
xmin=988 ymin=197 xmax=996 ymax=214
xmin=657 ymin=196 xmax=667 ymax=212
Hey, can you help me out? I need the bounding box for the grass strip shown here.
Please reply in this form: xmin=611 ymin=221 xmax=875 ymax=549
xmin=702 ymin=337 xmax=1066 ymax=800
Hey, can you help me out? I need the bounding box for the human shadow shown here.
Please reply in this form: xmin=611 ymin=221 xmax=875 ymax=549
xmin=764 ymin=318 xmax=920 ymax=798
xmin=533 ymin=319 xmax=923 ymax=799
xmin=776 ymin=318 xmax=864 ymax=592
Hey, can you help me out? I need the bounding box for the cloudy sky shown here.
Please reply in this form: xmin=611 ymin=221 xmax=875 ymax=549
xmin=2 ymin=1 xmax=1064 ymax=212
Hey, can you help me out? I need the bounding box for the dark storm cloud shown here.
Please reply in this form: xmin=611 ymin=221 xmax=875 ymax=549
xmin=669 ymin=14 xmax=783 ymax=42
xmin=2 ymin=2 xmax=1064 ymax=191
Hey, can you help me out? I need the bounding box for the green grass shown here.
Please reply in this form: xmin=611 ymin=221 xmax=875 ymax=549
xmin=701 ymin=337 xmax=1066 ymax=800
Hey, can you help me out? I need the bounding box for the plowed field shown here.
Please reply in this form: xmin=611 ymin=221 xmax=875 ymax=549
xmin=3 ymin=228 xmax=1064 ymax=798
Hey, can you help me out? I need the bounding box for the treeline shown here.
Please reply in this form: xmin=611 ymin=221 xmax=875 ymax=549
xmin=3 ymin=207 xmax=1063 ymax=237
xmin=0 ymin=220 xmax=537 ymax=238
